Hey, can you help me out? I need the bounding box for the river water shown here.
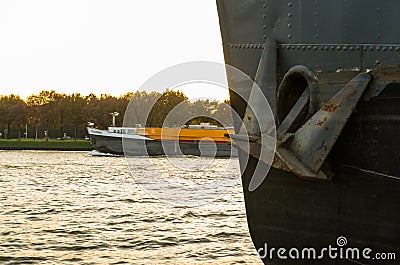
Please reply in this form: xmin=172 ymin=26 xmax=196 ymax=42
xmin=0 ymin=150 xmax=261 ymax=264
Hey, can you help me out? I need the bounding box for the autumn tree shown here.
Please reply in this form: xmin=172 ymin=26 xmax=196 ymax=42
xmin=212 ymin=99 xmax=233 ymax=127
xmin=187 ymin=99 xmax=213 ymax=125
xmin=147 ymin=89 xmax=188 ymax=127
xmin=0 ymin=95 xmax=26 ymax=139
xmin=88 ymin=94 xmax=122 ymax=128
xmin=26 ymin=94 xmax=43 ymax=140
xmin=122 ymin=91 xmax=161 ymax=127
xmin=9 ymin=101 xmax=28 ymax=140
xmin=55 ymin=93 xmax=68 ymax=139
xmin=65 ymin=93 xmax=87 ymax=141
xmin=0 ymin=90 xmax=233 ymax=139
xmin=32 ymin=90 xmax=62 ymax=139
xmin=84 ymin=93 xmax=99 ymax=127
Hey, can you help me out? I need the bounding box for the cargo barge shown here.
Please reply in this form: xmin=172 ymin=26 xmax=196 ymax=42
xmin=87 ymin=124 xmax=236 ymax=157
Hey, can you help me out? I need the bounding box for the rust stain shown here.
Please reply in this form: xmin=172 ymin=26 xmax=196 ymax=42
xmin=348 ymin=89 xmax=358 ymax=99
xmin=322 ymin=103 xmax=340 ymax=112
xmin=315 ymin=116 xmax=328 ymax=126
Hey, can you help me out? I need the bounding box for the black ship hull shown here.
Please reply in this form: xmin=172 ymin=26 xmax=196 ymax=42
xmin=240 ymin=90 xmax=400 ymax=264
xmin=242 ymin=165 xmax=399 ymax=264
xmin=217 ymin=0 xmax=400 ymax=264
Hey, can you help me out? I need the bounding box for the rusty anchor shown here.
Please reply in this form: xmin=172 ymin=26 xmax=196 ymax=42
xmin=230 ymin=39 xmax=372 ymax=180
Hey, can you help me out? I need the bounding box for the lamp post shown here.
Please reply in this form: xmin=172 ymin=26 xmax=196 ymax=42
xmin=110 ymin=112 xmax=119 ymax=127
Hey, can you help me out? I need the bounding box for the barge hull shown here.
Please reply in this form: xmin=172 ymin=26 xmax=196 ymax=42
xmin=90 ymin=134 xmax=235 ymax=157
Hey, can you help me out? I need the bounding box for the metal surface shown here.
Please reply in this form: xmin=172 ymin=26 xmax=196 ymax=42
xmin=276 ymin=65 xmax=318 ymax=135
xmin=230 ymin=38 xmax=277 ymax=168
xmin=275 ymin=73 xmax=371 ymax=179
xmin=276 ymin=88 xmax=308 ymax=138
xmin=217 ymin=0 xmax=400 ymax=264
xmin=217 ymin=0 xmax=400 ymax=179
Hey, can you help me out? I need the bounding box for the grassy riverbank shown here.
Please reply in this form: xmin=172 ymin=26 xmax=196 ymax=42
xmin=0 ymin=139 xmax=93 ymax=151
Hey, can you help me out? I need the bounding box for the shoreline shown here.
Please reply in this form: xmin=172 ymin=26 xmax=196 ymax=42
xmin=0 ymin=139 xmax=93 ymax=151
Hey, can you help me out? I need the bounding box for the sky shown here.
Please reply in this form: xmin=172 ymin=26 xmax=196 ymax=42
xmin=0 ymin=0 xmax=228 ymax=101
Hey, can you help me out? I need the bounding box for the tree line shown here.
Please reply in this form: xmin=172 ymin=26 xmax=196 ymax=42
xmin=0 ymin=90 xmax=233 ymax=140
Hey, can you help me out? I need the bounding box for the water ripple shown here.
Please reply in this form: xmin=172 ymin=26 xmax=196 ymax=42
xmin=0 ymin=151 xmax=261 ymax=264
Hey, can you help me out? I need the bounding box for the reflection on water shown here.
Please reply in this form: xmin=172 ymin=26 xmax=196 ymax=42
xmin=126 ymin=154 xmax=240 ymax=207
xmin=0 ymin=151 xmax=260 ymax=264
